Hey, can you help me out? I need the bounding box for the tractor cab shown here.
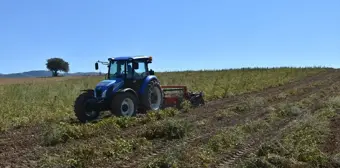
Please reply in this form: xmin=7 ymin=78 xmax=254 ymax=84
xmin=95 ymin=56 xmax=154 ymax=80
xmin=94 ymin=56 xmax=156 ymax=98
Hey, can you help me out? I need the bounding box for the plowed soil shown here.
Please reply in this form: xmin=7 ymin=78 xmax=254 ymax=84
xmin=1 ymin=69 xmax=340 ymax=168
xmin=120 ymin=69 xmax=340 ymax=168
xmin=323 ymin=115 xmax=340 ymax=155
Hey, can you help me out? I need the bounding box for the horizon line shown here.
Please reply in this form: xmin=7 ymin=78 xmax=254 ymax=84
xmin=0 ymin=65 xmax=336 ymax=75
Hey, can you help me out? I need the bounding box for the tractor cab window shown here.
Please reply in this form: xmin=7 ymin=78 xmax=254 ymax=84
xmin=127 ymin=60 xmax=147 ymax=79
xmin=108 ymin=60 xmax=125 ymax=79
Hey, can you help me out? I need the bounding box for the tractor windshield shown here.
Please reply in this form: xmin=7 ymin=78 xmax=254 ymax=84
xmin=108 ymin=60 xmax=125 ymax=79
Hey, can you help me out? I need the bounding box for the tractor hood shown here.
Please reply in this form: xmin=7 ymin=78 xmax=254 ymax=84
xmin=94 ymin=79 xmax=124 ymax=98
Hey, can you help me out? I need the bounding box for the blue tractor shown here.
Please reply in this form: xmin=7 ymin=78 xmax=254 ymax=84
xmin=74 ymin=56 xmax=164 ymax=123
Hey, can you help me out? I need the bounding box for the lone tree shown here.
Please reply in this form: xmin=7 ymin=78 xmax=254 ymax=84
xmin=46 ymin=58 xmax=69 ymax=77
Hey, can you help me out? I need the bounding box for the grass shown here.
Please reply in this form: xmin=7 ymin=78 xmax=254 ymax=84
xmin=0 ymin=67 xmax=326 ymax=131
xmin=41 ymin=108 xmax=182 ymax=146
xmin=239 ymin=96 xmax=340 ymax=168
xmin=142 ymin=83 xmax=340 ymax=168
xmin=144 ymin=119 xmax=270 ymax=168
xmin=39 ymin=137 xmax=152 ymax=168
xmin=1 ymin=67 xmax=338 ymax=168
xmin=158 ymin=68 xmax=328 ymax=100
xmin=141 ymin=118 xmax=192 ymax=140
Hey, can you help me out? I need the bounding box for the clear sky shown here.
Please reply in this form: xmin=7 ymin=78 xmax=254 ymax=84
xmin=0 ymin=0 xmax=339 ymax=74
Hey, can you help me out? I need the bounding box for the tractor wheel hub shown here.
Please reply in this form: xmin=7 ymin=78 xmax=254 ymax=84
xmin=122 ymin=104 xmax=128 ymax=111
xmin=120 ymin=98 xmax=135 ymax=116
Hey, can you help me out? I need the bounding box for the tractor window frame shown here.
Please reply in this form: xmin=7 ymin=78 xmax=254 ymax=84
xmin=108 ymin=60 xmax=126 ymax=79
xmin=126 ymin=59 xmax=148 ymax=79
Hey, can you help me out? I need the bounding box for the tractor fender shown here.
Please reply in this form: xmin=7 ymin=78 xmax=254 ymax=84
xmin=139 ymin=75 xmax=159 ymax=95
xmin=80 ymin=89 xmax=94 ymax=93
xmin=116 ymin=88 xmax=139 ymax=102
xmin=80 ymin=89 xmax=95 ymax=96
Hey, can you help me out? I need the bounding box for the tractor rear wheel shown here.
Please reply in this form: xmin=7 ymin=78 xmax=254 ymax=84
xmin=74 ymin=90 xmax=100 ymax=123
xmin=111 ymin=92 xmax=138 ymax=117
xmin=142 ymin=80 xmax=164 ymax=111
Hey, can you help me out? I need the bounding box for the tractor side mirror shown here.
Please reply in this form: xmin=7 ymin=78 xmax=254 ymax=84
xmin=132 ymin=62 xmax=139 ymax=69
xmin=149 ymin=69 xmax=155 ymax=75
xmin=95 ymin=62 xmax=99 ymax=70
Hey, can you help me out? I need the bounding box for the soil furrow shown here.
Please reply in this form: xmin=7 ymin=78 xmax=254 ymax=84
xmin=0 ymin=70 xmax=337 ymax=167
xmin=170 ymin=69 xmax=337 ymax=121
xmin=213 ymin=82 xmax=340 ymax=168
xmin=323 ymin=115 xmax=340 ymax=155
xmin=119 ymin=69 xmax=339 ymax=140
xmin=117 ymin=71 xmax=340 ymax=168
xmin=109 ymin=69 xmax=337 ymax=140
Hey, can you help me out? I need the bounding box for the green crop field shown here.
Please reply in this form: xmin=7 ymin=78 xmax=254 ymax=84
xmin=1 ymin=67 xmax=340 ymax=168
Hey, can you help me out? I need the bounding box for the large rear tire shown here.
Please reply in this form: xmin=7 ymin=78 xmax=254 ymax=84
xmin=74 ymin=90 xmax=100 ymax=123
xmin=111 ymin=92 xmax=138 ymax=117
xmin=142 ymin=80 xmax=164 ymax=111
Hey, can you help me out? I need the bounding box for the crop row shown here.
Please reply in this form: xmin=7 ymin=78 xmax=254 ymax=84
xmin=0 ymin=67 xmax=326 ymax=131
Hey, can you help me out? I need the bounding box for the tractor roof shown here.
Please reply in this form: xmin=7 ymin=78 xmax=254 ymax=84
xmin=110 ymin=56 xmax=152 ymax=61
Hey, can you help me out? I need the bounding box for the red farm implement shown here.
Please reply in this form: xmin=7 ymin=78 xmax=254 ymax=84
xmin=161 ymin=85 xmax=205 ymax=109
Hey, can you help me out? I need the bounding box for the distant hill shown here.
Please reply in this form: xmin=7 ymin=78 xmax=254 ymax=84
xmin=0 ymin=70 xmax=100 ymax=78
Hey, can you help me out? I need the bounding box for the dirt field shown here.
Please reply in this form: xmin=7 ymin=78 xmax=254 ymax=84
xmin=1 ymin=68 xmax=340 ymax=168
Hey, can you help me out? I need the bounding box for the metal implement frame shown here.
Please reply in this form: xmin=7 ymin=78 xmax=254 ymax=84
xmin=161 ymin=85 xmax=204 ymax=108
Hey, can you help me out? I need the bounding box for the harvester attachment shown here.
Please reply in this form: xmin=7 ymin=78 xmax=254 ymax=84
xmin=161 ymin=85 xmax=205 ymax=109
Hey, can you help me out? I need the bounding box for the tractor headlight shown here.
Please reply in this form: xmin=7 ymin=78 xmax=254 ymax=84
xmin=101 ymin=89 xmax=107 ymax=98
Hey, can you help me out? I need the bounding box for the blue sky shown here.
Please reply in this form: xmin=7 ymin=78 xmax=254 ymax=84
xmin=0 ymin=0 xmax=339 ymax=74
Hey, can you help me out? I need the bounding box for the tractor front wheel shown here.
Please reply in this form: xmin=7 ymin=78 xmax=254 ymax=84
xmin=74 ymin=90 xmax=100 ymax=123
xmin=111 ymin=92 xmax=138 ymax=117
